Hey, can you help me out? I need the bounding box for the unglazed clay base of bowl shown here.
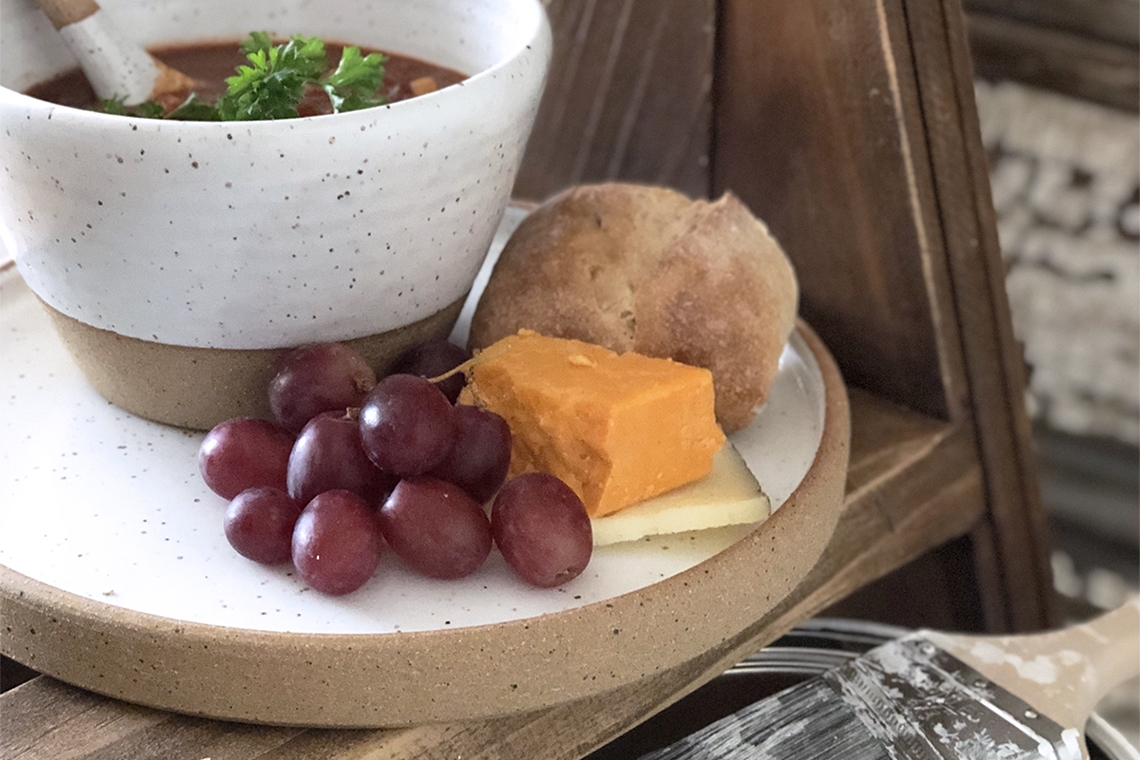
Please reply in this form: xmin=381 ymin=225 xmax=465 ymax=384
xmin=0 ymin=213 xmax=850 ymax=727
xmin=41 ymin=297 xmax=465 ymax=430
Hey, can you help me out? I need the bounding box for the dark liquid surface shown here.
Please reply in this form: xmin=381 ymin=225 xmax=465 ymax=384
xmin=25 ymin=40 xmax=467 ymax=115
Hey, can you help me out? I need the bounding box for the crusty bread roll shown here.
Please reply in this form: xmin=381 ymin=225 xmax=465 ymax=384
xmin=468 ymin=183 xmax=798 ymax=432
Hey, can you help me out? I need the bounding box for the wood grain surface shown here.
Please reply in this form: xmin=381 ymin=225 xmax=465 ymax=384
xmin=903 ymin=0 xmax=1054 ymax=632
xmin=714 ymin=0 xmax=1052 ymax=632
xmin=513 ymin=0 xmax=715 ymax=202
xmin=967 ymin=10 xmax=1140 ymax=112
xmin=964 ymin=0 xmax=1140 ymax=48
xmin=713 ymin=0 xmax=950 ymax=421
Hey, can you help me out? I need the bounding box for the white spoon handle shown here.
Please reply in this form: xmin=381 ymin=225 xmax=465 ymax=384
xmin=34 ymin=0 xmax=97 ymax=27
xmin=35 ymin=0 xmax=165 ymax=104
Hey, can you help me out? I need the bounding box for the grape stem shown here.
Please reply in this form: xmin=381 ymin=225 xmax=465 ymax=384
xmin=427 ymin=339 xmax=514 ymax=385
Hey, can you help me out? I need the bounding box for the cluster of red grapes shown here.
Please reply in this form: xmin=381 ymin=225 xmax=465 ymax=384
xmin=197 ymin=339 xmax=593 ymax=595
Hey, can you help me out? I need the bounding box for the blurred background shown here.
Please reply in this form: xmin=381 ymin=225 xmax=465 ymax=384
xmin=964 ymin=0 xmax=1138 ymax=747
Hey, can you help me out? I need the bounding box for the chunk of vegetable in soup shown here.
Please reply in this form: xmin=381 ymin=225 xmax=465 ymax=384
xmin=25 ymin=38 xmax=466 ymax=118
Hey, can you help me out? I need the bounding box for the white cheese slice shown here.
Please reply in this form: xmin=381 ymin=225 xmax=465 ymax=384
xmin=590 ymin=443 xmax=770 ymax=546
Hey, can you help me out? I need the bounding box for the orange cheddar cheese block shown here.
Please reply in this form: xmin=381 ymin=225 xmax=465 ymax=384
xmin=460 ymin=330 xmax=725 ymax=517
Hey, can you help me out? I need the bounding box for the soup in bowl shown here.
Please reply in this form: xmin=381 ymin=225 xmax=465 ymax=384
xmin=0 ymin=0 xmax=551 ymax=429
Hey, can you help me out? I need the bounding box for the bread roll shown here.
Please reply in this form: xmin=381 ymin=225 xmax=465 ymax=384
xmin=468 ymin=183 xmax=798 ymax=432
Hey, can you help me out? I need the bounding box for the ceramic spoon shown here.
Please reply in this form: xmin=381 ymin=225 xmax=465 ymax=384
xmin=34 ymin=0 xmax=195 ymax=104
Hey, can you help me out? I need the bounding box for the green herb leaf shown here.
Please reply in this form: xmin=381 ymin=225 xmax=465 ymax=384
xmin=165 ymin=92 xmax=220 ymax=121
xmin=240 ymin=31 xmax=276 ymax=57
xmin=216 ymin=35 xmax=329 ymax=120
xmin=97 ymin=97 xmax=165 ymax=119
xmin=321 ymin=46 xmax=387 ymax=113
xmin=134 ymin=101 xmax=167 ymax=118
xmin=98 ymin=33 xmax=390 ymax=122
xmin=98 ymin=97 xmax=127 ymax=115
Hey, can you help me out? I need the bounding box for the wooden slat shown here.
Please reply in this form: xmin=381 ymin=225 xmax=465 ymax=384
xmin=712 ymin=0 xmax=951 ymax=421
xmin=0 ymin=393 xmax=985 ymax=760
xmin=967 ymin=10 xmax=1140 ymax=112
xmin=870 ymin=0 xmax=1014 ymax=629
xmin=712 ymin=0 xmax=1001 ymax=635
xmin=513 ymin=0 xmax=716 ymax=202
xmin=714 ymin=0 xmax=1053 ymax=631
xmin=0 ymin=682 xmax=304 ymax=760
xmin=967 ymin=518 xmax=1010 ymax=629
xmin=963 ymin=0 xmax=1140 ymax=48
xmin=0 ymin=680 xmax=165 ymax=759
xmin=823 ymin=533 xmax=989 ymax=631
xmin=845 ymin=391 xmax=952 ymax=496
xmin=899 ymin=0 xmax=1055 ymax=631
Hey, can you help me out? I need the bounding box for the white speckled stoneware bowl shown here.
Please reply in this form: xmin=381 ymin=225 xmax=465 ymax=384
xmin=0 ymin=0 xmax=551 ymax=429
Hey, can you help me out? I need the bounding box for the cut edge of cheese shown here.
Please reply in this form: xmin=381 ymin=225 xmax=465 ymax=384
xmin=589 ymin=443 xmax=770 ymax=546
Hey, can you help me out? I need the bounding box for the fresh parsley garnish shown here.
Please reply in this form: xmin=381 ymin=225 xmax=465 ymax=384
xmin=98 ymin=33 xmax=388 ymax=121
xmin=98 ymin=98 xmax=166 ymax=118
xmin=165 ymin=92 xmax=220 ymax=121
xmin=240 ymin=31 xmax=277 ymax=57
xmin=217 ymin=35 xmax=329 ymax=120
xmin=321 ymin=46 xmax=387 ymax=113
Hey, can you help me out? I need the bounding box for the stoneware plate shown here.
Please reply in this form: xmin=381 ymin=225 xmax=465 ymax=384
xmin=0 ymin=208 xmax=850 ymax=727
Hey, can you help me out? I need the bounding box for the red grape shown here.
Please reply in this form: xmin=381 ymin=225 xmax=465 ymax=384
xmin=429 ymin=405 xmax=511 ymax=503
xmin=378 ymin=478 xmax=492 ymax=579
xmin=491 ymin=473 xmax=593 ymax=588
xmin=358 ymin=374 xmax=456 ymax=477
xmin=224 ymin=487 xmax=302 ymax=564
xmin=269 ymin=343 xmax=377 ymax=432
xmin=389 ymin=338 xmax=472 ymax=402
xmin=287 ymin=410 xmax=396 ymax=507
xmin=291 ymin=490 xmax=383 ymax=595
xmin=198 ymin=417 xmax=294 ymax=500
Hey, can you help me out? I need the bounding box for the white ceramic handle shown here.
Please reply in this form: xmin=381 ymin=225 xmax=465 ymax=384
xmin=35 ymin=0 xmax=98 ymax=28
xmin=926 ymin=598 xmax=1140 ymax=731
xmin=35 ymin=0 xmax=161 ymax=103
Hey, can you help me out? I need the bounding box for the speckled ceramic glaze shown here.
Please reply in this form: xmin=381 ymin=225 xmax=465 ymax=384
xmin=0 ymin=0 xmax=551 ymax=350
